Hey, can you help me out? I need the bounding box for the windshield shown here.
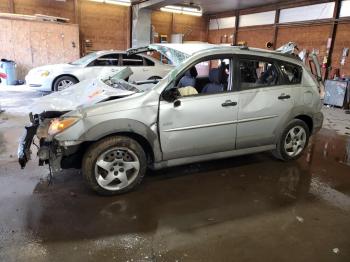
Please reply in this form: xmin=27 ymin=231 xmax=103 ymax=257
xmin=149 ymin=44 xmax=190 ymax=66
xmin=70 ymin=52 xmax=99 ymax=65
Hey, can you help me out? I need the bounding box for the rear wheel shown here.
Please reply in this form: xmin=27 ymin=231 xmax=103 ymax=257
xmin=273 ymin=119 xmax=310 ymax=161
xmin=82 ymin=136 xmax=147 ymax=195
xmin=53 ymin=76 xmax=78 ymax=91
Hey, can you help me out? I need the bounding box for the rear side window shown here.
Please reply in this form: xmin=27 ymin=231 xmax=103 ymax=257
xmin=278 ymin=62 xmax=302 ymax=84
xmin=88 ymin=54 xmax=119 ymax=66
xmin=239 ymin=59 xmax=279 ymax=90
xmin=122 ymin=54 xmax=144 ymax=66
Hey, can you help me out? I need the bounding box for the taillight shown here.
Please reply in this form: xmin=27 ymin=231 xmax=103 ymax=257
xmin=0 ymin=72 xmax=7 ymax=79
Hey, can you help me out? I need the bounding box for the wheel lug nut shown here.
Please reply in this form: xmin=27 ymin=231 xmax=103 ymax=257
xmin=114 ymin=171 xmax=118 ymax=175
xmin=119 ymin=168 xmax=124 ymax=172
xmin=110 ymin=168 xmax=114 ymax=171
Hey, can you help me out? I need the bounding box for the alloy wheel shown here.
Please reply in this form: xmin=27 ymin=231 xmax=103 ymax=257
xmin=94 ymin=147 xmax=140 ymax=191
xmin=57 ymin=79 xmax=74 ymax=91
xmin=284 ymin=125 xmax=307 ymax=157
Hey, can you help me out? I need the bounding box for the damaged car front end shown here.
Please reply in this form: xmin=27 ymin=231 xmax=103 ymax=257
xmin=18 ymin=110 xmax=73 ymax=171
xmin=17 ymin=44 xmax=194 ymax=176
xmin=17 ymin=67 xmax=150 ymax=175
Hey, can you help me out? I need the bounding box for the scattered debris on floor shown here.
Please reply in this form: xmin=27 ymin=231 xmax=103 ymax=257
xmin=296 ymin=216 xmax=304 ymax=223
xmin=332 ymin=248 xmax=340 ymax=254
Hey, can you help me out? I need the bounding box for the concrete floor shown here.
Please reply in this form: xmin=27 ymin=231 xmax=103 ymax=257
xmin=1 ymin=88 xmax=350 ymax=262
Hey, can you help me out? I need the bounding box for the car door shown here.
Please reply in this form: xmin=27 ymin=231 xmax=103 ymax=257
xmin=158 ymin=57 xmax=238 ymax=160
xmin=235 ymin=56 xmax=299 ymax=149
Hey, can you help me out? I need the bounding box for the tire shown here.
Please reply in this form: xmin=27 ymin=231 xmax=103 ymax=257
xmin=273 ymin=119 xmax=310 ymax=161
xmin=82 ymin=136 xmax=147 ymax=196
xmin=53 ymin=75 xmax=78 ymax=92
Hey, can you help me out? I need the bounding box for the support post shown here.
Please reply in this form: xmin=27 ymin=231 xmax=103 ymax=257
xmin=127 ymin=6 xmax=132 ymax=48
xmin=8 ymin=0 xmax=14 ymax=13
xmin=74 ymin=0 xmax=80 ymax=24
xmin=233 ymin=10 xmax=239 ymax=45
xmin=272 ymin=8 xmax=280 ymax=49
xmin=325 ymin=0 xmax=341 ymax=79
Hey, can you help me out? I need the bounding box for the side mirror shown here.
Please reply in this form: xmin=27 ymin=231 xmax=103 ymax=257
xmin=162 ymin=88 xmax=179 ymax=103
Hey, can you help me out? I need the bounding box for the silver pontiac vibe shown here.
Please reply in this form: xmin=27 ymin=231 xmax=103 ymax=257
xmin=18 ymin=43 xmax=323 ymax=195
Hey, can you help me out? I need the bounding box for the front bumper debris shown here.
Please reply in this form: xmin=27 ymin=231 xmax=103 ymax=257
xmin=18 ymin=111 xmax=66 ymax=170
xmin=18 ymin=113 xmax=39 ymax=169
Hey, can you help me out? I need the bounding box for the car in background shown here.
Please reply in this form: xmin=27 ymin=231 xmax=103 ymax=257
xmin=25 ymin=50 xmax=173 ymax=92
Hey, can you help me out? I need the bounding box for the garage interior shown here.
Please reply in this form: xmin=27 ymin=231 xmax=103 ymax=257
xmin=0 ymin=0 xmax=350 ymax=261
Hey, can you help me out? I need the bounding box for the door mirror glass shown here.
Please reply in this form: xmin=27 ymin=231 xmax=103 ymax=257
xmin=162 ymin=87 xmax=180 ymax=102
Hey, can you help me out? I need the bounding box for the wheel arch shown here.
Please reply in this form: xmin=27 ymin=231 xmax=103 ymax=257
xmin=77 ymin=118 xmax=162 ymax=164
xmin=52 ymin=74 xmax=79 ymax=91
xmin=100 ymin=132 xmax=155 ymax=164
xmin=294 ymin=114 xmax=313 ymax=133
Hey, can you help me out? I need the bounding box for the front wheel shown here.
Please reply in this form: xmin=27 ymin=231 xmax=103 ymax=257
xmin=273 ymin=119 xmax=310 ymax=161
xmin=82 ymin=136 xmax=147 ymax=195
xmin=53 ymin=76 xmax=78 ymax=91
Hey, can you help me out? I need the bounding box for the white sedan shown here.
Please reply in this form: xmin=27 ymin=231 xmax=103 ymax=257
xmin=25 ymin=50 xmax=173 ymax=92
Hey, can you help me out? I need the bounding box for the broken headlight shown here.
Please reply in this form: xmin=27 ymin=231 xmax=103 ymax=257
xmin=48 ymin=117 xmax=80 ymax=136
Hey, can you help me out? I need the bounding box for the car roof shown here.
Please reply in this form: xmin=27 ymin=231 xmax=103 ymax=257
xmin=97 ymin=44 xmax=302 ymax=67
xmin=150 ymin=43 xmax=221 ymax=56
xmin=149 ymin=43 xmax=302 ymax=65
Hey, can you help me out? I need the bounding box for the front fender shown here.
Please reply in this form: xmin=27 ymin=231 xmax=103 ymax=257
xmin=56 ymin=118 xmax=162 ymax=162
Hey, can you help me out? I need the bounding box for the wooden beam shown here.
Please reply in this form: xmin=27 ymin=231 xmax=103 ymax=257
xmin=74 ymin=0 xmax=80 ymax=24
xmin=8 ymin=0 xmax=14 ymax=13
xmin=127 ymin=6 xmax=132 ymax=48
xmin=233 ymin=10 xmax=239 ymax=45
xmin=171 ymin=13 xmax=174 ymax=36
xmin=325 ymin=0 xmax=341 ymax=79
xmin=205 ymin=16 xmax=209 ymax=43
xmin=272 ymin=8 xmax=280 ymax=49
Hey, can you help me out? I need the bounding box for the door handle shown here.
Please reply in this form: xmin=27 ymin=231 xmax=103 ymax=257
xmin=221 ymin=100 xmax=237 ymax=107
xmin=278 ymin=94 xmax=291 ymax=100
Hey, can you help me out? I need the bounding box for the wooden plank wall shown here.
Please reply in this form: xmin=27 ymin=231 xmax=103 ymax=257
xmin=1 ymin=0 xmax=130 ymax=54
xmin=0 ymin=18 xmax=80 ymax=79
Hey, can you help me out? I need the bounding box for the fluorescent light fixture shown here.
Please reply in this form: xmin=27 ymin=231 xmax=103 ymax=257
xmin=89 ymin=0 xmax=131 ymax=6
xmin=160 ymin=5 xmax=202 ymax=16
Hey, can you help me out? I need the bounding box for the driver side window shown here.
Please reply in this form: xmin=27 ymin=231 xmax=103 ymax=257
xmin=172 ymin=56 xmax=232 ymax=98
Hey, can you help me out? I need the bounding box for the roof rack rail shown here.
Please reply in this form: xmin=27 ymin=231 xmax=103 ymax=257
xmin=239 ymin=45 xmax=249 ymax=50
xmin=230 ymin=42 xmax=249 ymax=50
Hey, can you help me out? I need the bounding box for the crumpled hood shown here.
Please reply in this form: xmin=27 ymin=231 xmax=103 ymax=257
xmin=31 ymin=78 xmax=135 ymax=114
